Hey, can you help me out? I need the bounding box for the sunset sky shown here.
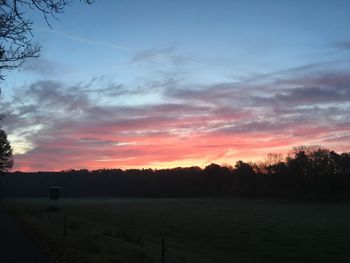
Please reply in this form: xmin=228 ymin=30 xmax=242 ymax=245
xmin=1 ymin=0 xmax=350 ymax=171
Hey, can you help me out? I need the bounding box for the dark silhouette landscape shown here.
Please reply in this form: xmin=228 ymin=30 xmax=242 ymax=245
xmin=1 ymin=0 xmax=350 ymax=262
xmin=2 ymin=146 xmax=350 ymax=200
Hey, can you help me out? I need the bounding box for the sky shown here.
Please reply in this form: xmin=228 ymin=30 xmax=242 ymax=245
xmin=1 ymin=0 xmax=350 ymax=171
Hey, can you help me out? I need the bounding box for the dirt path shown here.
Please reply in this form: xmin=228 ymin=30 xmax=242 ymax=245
xmin=0 ymin=208 xmax=51 ymax=263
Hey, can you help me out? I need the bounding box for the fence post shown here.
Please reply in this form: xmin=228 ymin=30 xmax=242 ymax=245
xmin=161 ymin=237 xmax=165 ymax=263
xmin=63 ymin=213 xmax=67 ymax=240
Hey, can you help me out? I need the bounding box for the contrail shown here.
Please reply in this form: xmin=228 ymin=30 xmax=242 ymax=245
xmin=36 ymin=27 xmax=138 ymax=52
xmin=35 ymin=27 xmax=247 ymax=73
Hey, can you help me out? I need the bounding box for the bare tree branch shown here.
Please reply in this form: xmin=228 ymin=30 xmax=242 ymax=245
xmin=0 ymin=0 xmax=93 ymax=79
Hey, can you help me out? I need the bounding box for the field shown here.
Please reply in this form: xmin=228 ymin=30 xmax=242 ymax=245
xmin=3 ymin=198 xmax=350 ymax=263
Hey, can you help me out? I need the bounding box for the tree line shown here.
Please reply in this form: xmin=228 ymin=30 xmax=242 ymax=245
xmin=2 ymin=146 xmax=350 ymax=200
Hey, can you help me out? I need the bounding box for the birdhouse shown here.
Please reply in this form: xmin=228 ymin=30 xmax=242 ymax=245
xmin=49 ymin=186 xmax=61 ymax=200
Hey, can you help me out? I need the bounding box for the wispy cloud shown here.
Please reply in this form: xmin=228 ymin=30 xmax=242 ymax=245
xmin=2 ymin=59 xmax=350 ymax=171
xmin=332 ymin=41 xmax=350 ymax=50
xmin=20 ymin=57 xmax=63 ymax=77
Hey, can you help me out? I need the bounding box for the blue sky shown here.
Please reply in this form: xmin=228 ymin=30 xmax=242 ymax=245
xmin=2 ymin=0 xmax=350 ymax=171
xmin=8 ymin=0 xmax=349 ymax=84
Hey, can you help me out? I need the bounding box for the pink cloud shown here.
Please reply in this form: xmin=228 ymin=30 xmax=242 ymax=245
xmin=4 ymin=68 xmax=350 ymax=172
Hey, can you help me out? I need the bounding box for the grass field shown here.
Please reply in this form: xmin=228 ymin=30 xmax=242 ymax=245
xmin=2 ymin=198 xmax=350 ymax=263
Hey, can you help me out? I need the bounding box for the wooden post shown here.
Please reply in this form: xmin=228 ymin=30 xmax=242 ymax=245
xmin=161 ymin=237 xmax=165 ymax=263
xmin=63 ymin=213 xmax=67 ymax=240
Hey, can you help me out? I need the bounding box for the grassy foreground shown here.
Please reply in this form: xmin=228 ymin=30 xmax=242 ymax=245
xmin=2 ymin=198 xmax=350 ymax=263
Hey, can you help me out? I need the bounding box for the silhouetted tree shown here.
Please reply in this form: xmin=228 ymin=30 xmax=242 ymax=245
xmin=204 ymin=163 xmax=230 ymax=176
xmin=233 ymin=161 xmax=256 ymax=195
xmin=340 ymin=153 xmax=350 ymax=176
xmin=287 ymin=147 xmax=309 ymax=177
xmin=0 ymin=129 xmax=13 ymax=173
xmin=264 ymin=153 xmax=284 ymax=174
xmin=273 ymin=162 xmax=288 ymax=175
xmin=234 ymin=161 xmax=255 ymax=176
